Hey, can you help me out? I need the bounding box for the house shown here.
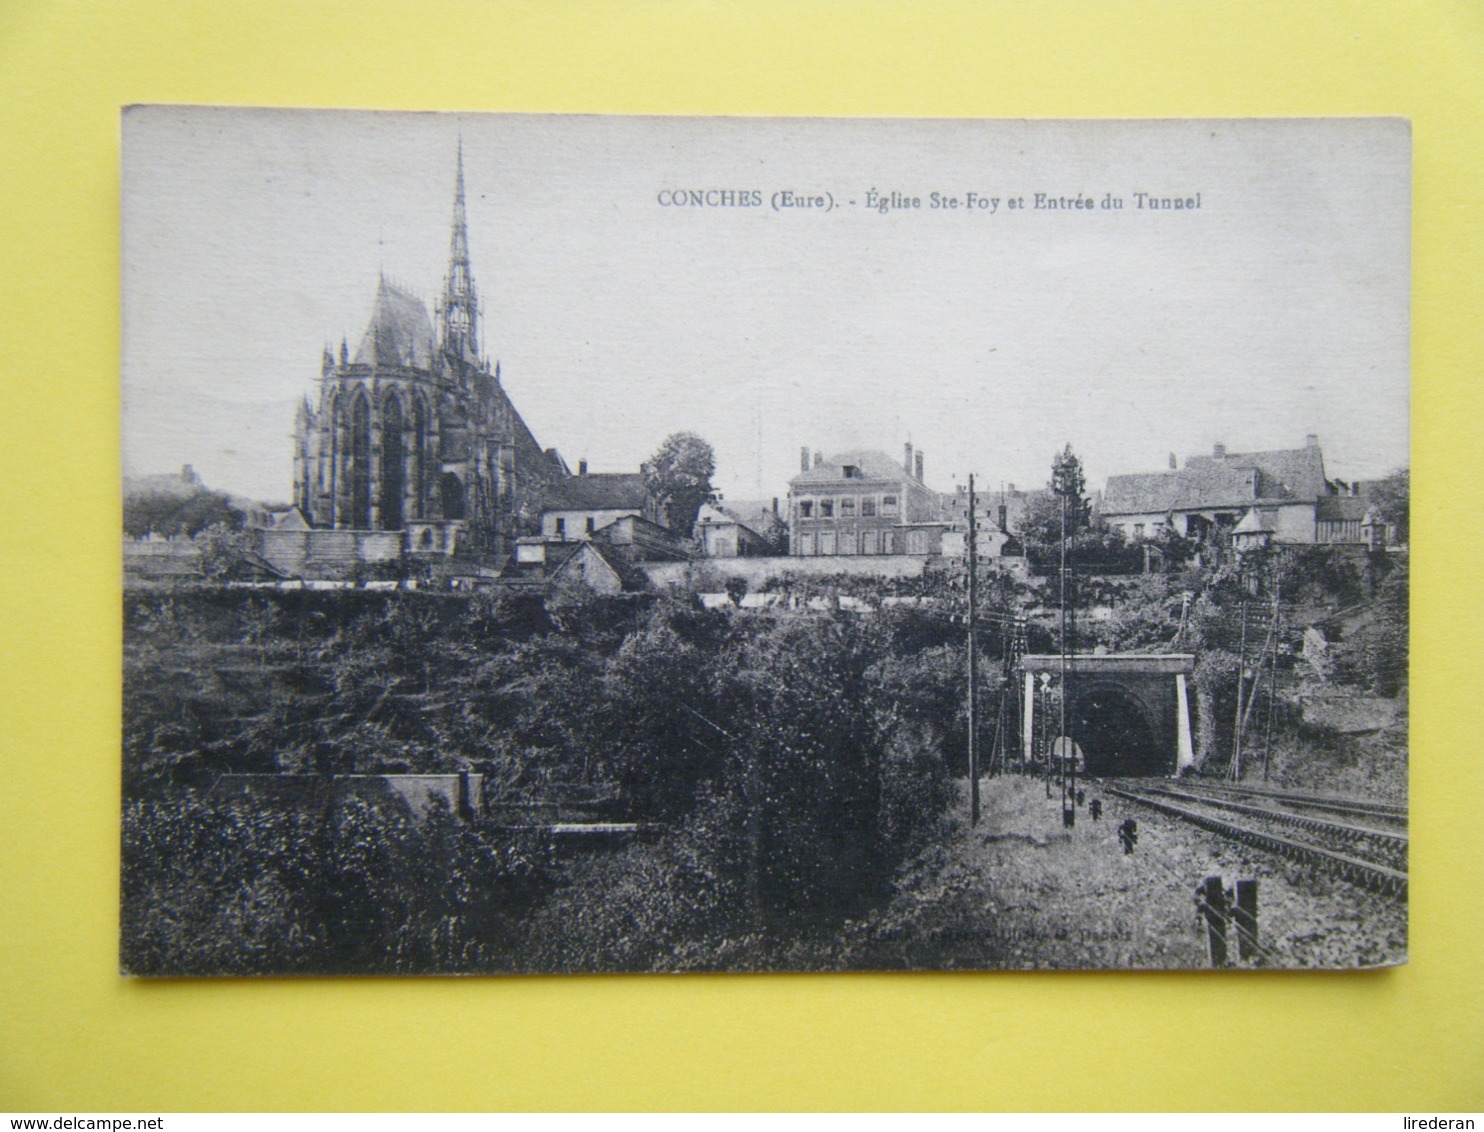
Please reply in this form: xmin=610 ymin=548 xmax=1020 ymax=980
xmin=539 ymin=465 xmax=655 ymax=541
xmin=501 ymin=537 xmax=648 ymax=594
xmin=787 ymin=442 xmax=947 ymax=557
xmin=1103 ymin=435 xmax=1380 ymax=548
xmin=693 ymin=499 xmax=786 ymax=557
xmin=940 ymin=484 xmax=1036 ymax=558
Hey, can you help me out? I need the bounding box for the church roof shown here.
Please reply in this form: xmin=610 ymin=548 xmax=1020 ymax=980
xmin=353 ymin=277 xmax=434 ymax=369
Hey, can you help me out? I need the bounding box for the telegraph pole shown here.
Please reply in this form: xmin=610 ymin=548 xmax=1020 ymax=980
xmin=1230 ymin=601 xmax=1249 ymax=782
xmin=967 ymin=474 xmax=980 ymax=827
xmin=1059 ymin=485 xmax=1074 ymax=828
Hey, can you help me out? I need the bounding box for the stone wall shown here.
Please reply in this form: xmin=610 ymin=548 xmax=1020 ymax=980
xmin=255 ymin=528 xmax=404 ymax=578
xmin=640 ymin=553 xmax=933 ymax=591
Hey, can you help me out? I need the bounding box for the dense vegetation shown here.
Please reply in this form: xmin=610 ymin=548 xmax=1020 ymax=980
xmin=121 ymin=589 xmax=963 ymax=972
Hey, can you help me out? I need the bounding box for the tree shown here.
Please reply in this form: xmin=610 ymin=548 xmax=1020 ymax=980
xmin=124 ymin=488 xmax=245 ymax=538
xmin=642 ymin=432 xmax=718 ymax=535
xmin=1050 ymin=443 xmax=1088 ymax=522
xmin=193 ymin=521 xmax=253 ymax=578
xmin=1020 ymin=444 xmax=1091 ymax=556
xmin=1369 ymin=467 xmax=1409 ymax=545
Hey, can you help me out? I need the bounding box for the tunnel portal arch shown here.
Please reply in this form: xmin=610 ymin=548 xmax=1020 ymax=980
xmin=1069 ymin=682 xmax=1163 ymax=776
xmin=1021 ymin=653 xmax=1195 ymax=777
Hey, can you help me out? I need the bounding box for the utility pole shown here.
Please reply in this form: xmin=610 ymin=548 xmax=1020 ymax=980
xmin=1059 ymin=483 xmax=1074 ymax=827
xmin=968 ymin=474 xmax=980 ymax=827
xmin=1230 ymin=601 xmax=1249 ymax=782
xmin=1262 ymin=579 xmax=1281 ymax=783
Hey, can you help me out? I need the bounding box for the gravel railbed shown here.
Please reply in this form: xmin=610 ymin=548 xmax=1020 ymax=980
xmin=845 ymin=776 xmax=1407 ymax=970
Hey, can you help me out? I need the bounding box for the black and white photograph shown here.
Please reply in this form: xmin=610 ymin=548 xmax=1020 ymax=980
xmin=120 ymin=108 xmax=1409 ymax=974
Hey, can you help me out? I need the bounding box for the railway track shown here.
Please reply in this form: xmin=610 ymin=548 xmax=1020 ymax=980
xmin=1133 ymin=784 xmax=1408 ymax=870
xmin=1106 ymin=785 xmax=1409 ymax=900
xmin=1162 ymin=780 xmax=1407 ymax=826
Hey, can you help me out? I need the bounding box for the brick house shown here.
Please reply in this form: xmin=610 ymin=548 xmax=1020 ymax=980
xmin=787 ymin=443 xmax=947 ymax=557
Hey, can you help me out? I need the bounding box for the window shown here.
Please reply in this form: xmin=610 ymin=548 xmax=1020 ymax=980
xmin=820 ymin=531 xmax=836 ymax=555
xmin=799 ymin=500 xmax=813 ymax=519
xmin=555 ymin=517 xmax=566 ymax=539
xmin=861 ymin=499 xmax=876 ymax=517
xmin=861 ymin=530 xmax=879 ymax=554
xmin=843 ymin=465 xmax=860 ymax=479
xmin=798 ymin=532 xmax=815 ymax=556
xmin=840 ymin=497 xmax=856 ymax=517
xmin=882 ymin=495 xmax=898 ymax=515
xmin=1134 ymin=523 xmax=1145 ymax=538
xmin=586 ymin=517 xmax=595 ymax=535
xmin=820 ymin=500 xmax=834 ymax=518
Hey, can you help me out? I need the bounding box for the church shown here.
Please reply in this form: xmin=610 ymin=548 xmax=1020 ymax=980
xmin=289 ymin=148 xmax=565 ymax=568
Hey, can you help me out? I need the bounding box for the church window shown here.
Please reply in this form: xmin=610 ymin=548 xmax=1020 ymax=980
xmin=440 ymin=472 xmax=466 ymax=521
xmin=379 ymin=394 xmax=405 ymax=530
xmin=411 ymin=399 xmax=429 ymax=519
xmin=350 ymin=393 xmax=372 ymax=529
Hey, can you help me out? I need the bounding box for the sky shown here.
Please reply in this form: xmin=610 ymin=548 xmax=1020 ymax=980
xmin=121 ymin=109 xmax=1410 ymax=505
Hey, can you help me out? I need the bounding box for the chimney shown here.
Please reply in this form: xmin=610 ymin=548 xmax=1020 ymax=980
xmin=1306 ymin=433 xmax=1319 ymax=448
xmin=578 ymin=458 xmax=588 ymax=476
xmin=1213 ymin=443 xmax=1226 ymax=459
xmin=800 ymin=446 xmax=811 ymax=474
xmin=915 ymin=451 xmax=924 ymax=481
xmin=814 ymin=450 xmax=823 ymax=468
xmin=998 ymin=503 xmax=1008 ymax=532
xmin=772 ymin=497 xmax=779 ymax=515
xmin=904 ymin=441 xmax=914 ymax=475
xmin=1168 ymin=452 xmax=1177 ymax=470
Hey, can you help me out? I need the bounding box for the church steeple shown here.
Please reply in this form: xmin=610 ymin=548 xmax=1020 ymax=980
xmin=438 ymin=140 xmax=480 ymax=363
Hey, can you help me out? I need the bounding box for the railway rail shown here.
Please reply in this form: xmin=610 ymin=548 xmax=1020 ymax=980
xmin=1106 ymin=785 xmax=1408 ymax=900
xmin=1134 ymin=784 xmax=1408 ymax=868
xmin=1164 ymin=780 xmax=1407 ymax=825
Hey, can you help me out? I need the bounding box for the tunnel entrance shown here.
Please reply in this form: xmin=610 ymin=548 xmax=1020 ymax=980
xmin=1070 ymin=686 xmax=1163 ymax=777
xmin=1022 ymin=653 xmax=1195 ymax=776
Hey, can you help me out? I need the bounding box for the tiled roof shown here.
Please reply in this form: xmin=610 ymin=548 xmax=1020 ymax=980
xmin=791 ymin=449 xmax=911 ymax=487
xmin=353 ymin=278 xmax=434 ymax=369
xmin=1101 ymin=471 xmax=1181 ymax=515
xmin=1316 ymin=495 xmax=1370 ymax=522
xmin=1105 ymin=445 xmax=1330 ymax=516
xmin=541 ymin=472 xmax=649 ymax=511
xmin=706 ymin=499 xmax=782 ymax=533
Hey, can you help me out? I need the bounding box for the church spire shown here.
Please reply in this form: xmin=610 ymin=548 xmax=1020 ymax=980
xmin=439 ymin=140 xmax=480 ymax=362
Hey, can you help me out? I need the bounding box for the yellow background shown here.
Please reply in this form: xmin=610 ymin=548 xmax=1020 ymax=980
xmin=2 ymin=0 xmax=1481 ymax=1111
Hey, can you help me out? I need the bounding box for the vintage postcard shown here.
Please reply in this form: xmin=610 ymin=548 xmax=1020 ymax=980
xmin=121 ymin=109 xmax=1408 ymax=974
